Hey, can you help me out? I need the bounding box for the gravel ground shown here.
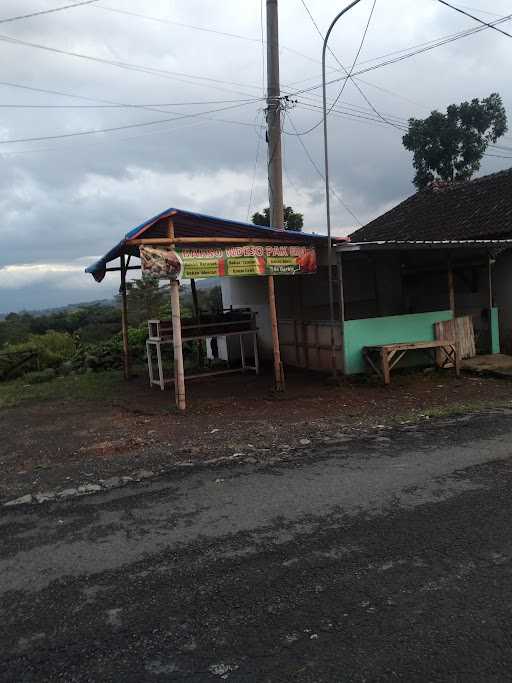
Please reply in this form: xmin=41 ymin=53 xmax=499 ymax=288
xmin=2 ymin=409 xmax=512 ymax=680
xmin=2 ymin=368 xmax=512 ymax=501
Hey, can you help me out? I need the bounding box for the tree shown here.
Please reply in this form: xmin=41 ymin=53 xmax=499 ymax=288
xmin=402 ymin=93 xmax=507 ymax=190
xmin=120 ymin=274 xmax=169 ymax=325
xmin=251 ymin=206 xmax=304 ymax=231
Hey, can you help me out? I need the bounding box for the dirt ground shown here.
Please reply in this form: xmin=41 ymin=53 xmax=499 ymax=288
xmin=2 ymin=366 xmax=512 ymax=501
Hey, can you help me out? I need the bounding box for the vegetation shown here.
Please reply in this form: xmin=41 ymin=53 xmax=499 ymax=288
xmin=402 ymin=93 xmax=508 ymax=189
xmin=251 ymin=206 xmax=304 ymax=231
xmin=0 ymin=370 xmax=123 ymax=409
xmin=0 ymin=278 xmax=223 ymax=383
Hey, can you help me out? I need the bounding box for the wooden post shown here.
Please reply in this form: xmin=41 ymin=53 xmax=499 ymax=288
xmin=448 ymin=261 xmax=455 ymax=315
xmin=268 ymin=275 xmax=285 ymax=391
xmin=298 ymin=276 xmax=308 ymax=369
xmin=190 ymin=277 xmax=204 ymax=368
xmin=167 ymin=217 xmax=186 ymax=410
xmin=337 ymin=251 xmax=345 ymax=374
xmin=381 ymin=347 xmax=391 ymax=385
xmin=170 ymin=280 xmax=186 ymax=410
xmin=190 ymin=278 xmax=200 ymax=320
xmin=488 ymin=254 xmax=495 ymax=309
xmin=119 ymin=254 xmax=130 ymax=380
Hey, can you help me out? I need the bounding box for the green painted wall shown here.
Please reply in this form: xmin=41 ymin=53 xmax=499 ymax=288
xmin=491 ymin=307 xmax=500 ymax=354
xmin=344 ymin=310 xmax=454 ymax=375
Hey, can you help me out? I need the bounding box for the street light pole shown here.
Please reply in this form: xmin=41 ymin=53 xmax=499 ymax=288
xmin=323 ymin=0 xmax=363 ymax=380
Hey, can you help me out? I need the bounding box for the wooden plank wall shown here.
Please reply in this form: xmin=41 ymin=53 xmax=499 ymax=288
xmin=435 ymin=316 xmax=476 ymax=360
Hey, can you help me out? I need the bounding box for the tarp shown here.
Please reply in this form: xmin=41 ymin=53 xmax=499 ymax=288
xmin=85 ymin=207 xmax=332 ymax=282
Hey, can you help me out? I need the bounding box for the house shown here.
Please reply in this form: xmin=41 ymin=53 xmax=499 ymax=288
xmin=343 ymin=169 xmax=512 ymax=357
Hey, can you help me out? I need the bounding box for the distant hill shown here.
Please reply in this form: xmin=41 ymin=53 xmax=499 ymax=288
xmin=7 ymin=299 xmax=116 ymax=318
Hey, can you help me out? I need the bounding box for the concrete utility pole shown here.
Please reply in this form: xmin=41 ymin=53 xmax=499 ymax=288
xmin=266 ymin=0 xmax=285 ymax=391
xmin=266 ymin=0 xmax=284 ymax=231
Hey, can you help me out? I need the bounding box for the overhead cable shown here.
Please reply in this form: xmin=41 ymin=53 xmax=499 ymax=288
xmin=287 ymin=12 xmax=512 ymax=99
xmin=436 ymin=0 xmax=512 ymax=38
xmin=286 ymin=112 xmax=362 ymax=226
xmin=0 ymin=100 xmax=259 ymax=145
xmin=0 ymin=0 xmax=99 ymax=24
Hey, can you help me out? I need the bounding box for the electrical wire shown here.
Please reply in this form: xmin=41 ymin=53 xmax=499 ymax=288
xmin=94 ymin=3 xmax=341 ymax=72
xmin=436 ymin=0 xmax=512 ymax=38
xmin=0 ymin=112 xmax=267 ymax=157
xmin=247 ymin=111 xmax=264 ymax=220
xmin=287 ymin=12 xmax=512 ymax=99
xmin=0 ymin=98 xmax=261 ymax=109
xmin=0 ymin=32 xmax=264 ymax=100
xmin=295 ymin=0 xmax=408 ymax=135
xmin=285 ymin=112 xmax=362 ymax=226
xmin=0 ymin=100 xmax=260 ymax=145
xmin=0 ymin=0 xmax=99 ymax=24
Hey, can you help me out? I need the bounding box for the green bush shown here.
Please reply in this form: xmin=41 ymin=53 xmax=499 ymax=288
xmin=23 ymin=368 xmax=57 ymax=384
xmin=2 ymin=331 xmax=76 ymax=379
xmin=69 ymin=325 xmax=148 ymax=373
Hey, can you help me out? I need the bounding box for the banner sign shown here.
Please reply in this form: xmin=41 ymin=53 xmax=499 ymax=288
xmin=140 ymin=244 xmax=317 ymax=280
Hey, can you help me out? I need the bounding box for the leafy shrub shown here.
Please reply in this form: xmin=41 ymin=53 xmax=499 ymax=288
xmin=1 ymin=331 xmax=76 ymax=379
xmin=23 ymin=368 xmax=57 ymax=384
xmin=69 ymin=325 xmax=148 ymax=373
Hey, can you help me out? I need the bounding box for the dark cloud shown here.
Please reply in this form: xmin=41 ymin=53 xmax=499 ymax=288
xmin=1 ymin=0 xmax=511 ymax=311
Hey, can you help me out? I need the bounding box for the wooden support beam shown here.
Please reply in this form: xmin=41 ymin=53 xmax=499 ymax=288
xmin=170 ymin=280 xmax=186 ymax=410
xmin=337 ymin=252 xmax=345 ymax=374
xmin=448 ymin=262 xmax=455 ymax=315
xmin=167 ymin=217 xmax=186 ymax=410
xmin=268 ymin=275 xmax=285 ymax=391
xmin=190 ymin=278 xmax=199 ymax=319
xmin=119 ymin=254 xmax=130 ymax=380
xmin=105 ymin=265 xmax=141 ymax=272
xmin=126 ymin=237 xmax=310 ymax=246
xmin=488 ymin=254 xmax=495 ymax=308
xmin=190 ymin=277 xmax=204 ymax=369
xmin=297 ymin=276 xmax=308 ymax=369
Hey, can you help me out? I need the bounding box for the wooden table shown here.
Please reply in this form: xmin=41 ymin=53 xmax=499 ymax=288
xmin=363 ymin=340 xmax=460 ymax=385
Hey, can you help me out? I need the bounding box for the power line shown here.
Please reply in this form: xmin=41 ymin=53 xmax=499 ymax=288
xmin=0 ymin=100 xmax=260 ymax=145
xmin=436 ymin=0 xmax=512 ymax=38
xmin=283 ymin=8 xmax=510 ymax=92
xmin=293 ymin=102 xmax=407 ymax=131
xmin=247 ymin=112 xmax=264 ymax=220
xmin=94 ymin=3 xmax=342 ymax=73
xmin=0 ymin=112 xmax=266 ymax=157
xmin=0 ymin=0 xmax=99 ymax=24
xmin=0 ymin=32 xmax=263 ymax=99
xmin=286 ymin=112 xmax=362 ymax=226
xmin=296 ymin=0 xmax=408 ymax=135
xmin=0 ymin=98 xmax=260 ymax=109
xmin=287 ymin=11 xmax=512 ymax=99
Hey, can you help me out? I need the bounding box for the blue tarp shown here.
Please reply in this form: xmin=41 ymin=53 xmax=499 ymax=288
xmin=85 ymin=207 xmax=328 ymax=282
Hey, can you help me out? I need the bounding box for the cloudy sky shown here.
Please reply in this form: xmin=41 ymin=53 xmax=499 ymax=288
xmin=0 ymin=0 xmax=511 ymax=313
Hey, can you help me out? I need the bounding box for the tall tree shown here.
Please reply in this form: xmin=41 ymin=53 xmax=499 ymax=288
xmin=402 ymin=93 xmax=507 ymax=190
xmin=252 ymin=205 xmax=304 ymax=231
xmin=120 ymin=275 xmax=168 ymax=325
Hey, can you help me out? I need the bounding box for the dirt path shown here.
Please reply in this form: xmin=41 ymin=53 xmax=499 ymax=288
xmin=1 ymin=369 xmax=512 ymax=500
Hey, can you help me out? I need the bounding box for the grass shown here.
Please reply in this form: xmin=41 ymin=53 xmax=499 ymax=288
xmin=0 ymin=370 xmax=124 ymax=409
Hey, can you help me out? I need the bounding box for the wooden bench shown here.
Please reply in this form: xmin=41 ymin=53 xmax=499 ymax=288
xmin=363 ymin=340 xmax=460 ymax=385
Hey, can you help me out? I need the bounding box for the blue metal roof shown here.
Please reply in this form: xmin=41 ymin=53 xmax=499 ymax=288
xmin=86 ymin=207 xmax=329 ymax=281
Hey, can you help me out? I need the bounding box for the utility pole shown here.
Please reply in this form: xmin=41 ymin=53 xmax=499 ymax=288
xmin=266 ymin=0 xmax=284 ymax=230
xmin=266 ymin=0 xmax=285 ymax=391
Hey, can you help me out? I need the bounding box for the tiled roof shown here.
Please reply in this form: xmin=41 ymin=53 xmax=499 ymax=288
xmin=350 ymin=168 xmax=512 ymax=243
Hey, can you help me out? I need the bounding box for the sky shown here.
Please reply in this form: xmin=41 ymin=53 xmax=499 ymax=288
xmin=0 ymin=0 xmax=511 ymax=313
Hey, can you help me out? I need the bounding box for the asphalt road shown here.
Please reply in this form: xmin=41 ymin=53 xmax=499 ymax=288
xmin=3 ymin=410 xmax=512 ymax=682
